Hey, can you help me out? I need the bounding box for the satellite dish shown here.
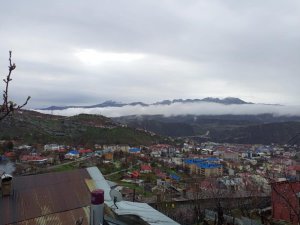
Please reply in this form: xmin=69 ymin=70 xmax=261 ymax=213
xmin=110 ymin=189 xmax=122 ymax=202
xmin=1 ymin=174 xmax=13 ymax=182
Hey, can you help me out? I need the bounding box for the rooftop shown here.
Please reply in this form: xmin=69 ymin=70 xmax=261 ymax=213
xmin=0 ymin=169 xmax=91 ymax=225
xmin=0 ymin=167 xmax=179 ymax=225
xmin=129 ymin=148 xmax=141 ymax=153
xmin=197 ymin=163 xmax=222 ymax=169
xmin=184 ymin=157 xmax=220 ymax=165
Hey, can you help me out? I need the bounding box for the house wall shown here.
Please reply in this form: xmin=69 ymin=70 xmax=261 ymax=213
xmin=272 ymin=181 xmax=300 ymax=225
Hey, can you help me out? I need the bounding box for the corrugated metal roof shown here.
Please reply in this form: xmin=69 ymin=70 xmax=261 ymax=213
xmin=197 ymin=163 xmax=222 ymax=169
xmin=87 ymin=167 xmax=111 ymax=201
xmin=10 ymin=206 xmax=90 ymax=225
xmin=86 ymin=167 xmax=180 ymax=225
xmin=129 ymin=148 xmax=140 ymax=153
xmin=114 ymin=201 xmax=180 ymax=225
xmin=0 ymin=169 xmax=91 ymax=225
xmin=184 ymin=157 xmax=220 ymax=165
xmin=1 ymin=166 xmax=180 ymax=225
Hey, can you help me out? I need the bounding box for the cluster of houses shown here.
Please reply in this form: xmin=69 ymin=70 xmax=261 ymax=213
xmin=2 ymin=139 xmax=300 ymax=224
xmin=183 ymin=157 xmax=223 ymax=177
xmin=6 ymin=141 xmax=298 ymax=180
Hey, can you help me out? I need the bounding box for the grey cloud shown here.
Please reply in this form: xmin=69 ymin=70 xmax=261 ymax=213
xmin=1 ymin=0 xmax=300 ymax=108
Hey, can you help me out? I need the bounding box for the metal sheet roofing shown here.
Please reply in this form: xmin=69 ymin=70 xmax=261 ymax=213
xmin=1 ymin=166 xmax=180 ymax=225
xmin=184 ymin=157 xmax=220 ymax=164
xmin=87 ymin=167 xmax=180 ymax=225
xmin=11 ymin=206 xmax=90 ymax=225
xmin=169 ymin=174 xmax=180 ymax=181
xmin=0 ymin=169 xmax=91 ymax=225
xmin=67 ymin=150 xmax=79 ymax=155
xmin=129 ymin=148 xmax=140 ymax=153
xmin=197 ymin=163 xmax=222 ymax=169
xmin=87 ymin=167 xmax=112 ymax=201
xmin=114 ymin=201 xmax=180 ymax=225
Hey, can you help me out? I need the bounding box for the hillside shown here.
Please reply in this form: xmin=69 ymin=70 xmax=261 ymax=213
xmin=5 ymin=110 xmax=300 ymax=145
xmin=0 ymin=110 xmax=167 ymax=146
xmin=114 ymin=114 xmax=300 ymax=144
xmin=209 ymin=121 xmax=300 ymax=144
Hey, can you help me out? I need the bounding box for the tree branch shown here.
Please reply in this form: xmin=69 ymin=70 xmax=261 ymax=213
xmin=0 ymin=51 xmax=30 ymax=121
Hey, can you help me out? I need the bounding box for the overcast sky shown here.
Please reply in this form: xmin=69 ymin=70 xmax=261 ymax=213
xmin=1 ymin=0 xmax=300 ymax=109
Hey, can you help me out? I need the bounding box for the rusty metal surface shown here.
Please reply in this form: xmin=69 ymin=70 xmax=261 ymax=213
xmin=10 ymin=206 xmax=90 ymax=225
xmin=0 ymin=169 xmax=92 ymax=225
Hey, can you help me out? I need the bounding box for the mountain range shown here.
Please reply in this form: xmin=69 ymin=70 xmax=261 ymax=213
xmin=35 ymin=97 xmax=300 ymax=144
xmin=39 ymin=97 xmax=251 ymax=110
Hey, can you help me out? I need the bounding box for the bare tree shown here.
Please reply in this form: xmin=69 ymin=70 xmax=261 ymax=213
xmin=0 ymin=51 xmax=30 ymax=121
xmin=271 ymin=180 xmax=300 ymax=224
xmin=262 ymin=158 xmax=300 ymax=225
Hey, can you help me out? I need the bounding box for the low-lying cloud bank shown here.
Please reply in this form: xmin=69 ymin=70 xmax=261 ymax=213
xmin=36 ymin=102 xmax=300 ymax=118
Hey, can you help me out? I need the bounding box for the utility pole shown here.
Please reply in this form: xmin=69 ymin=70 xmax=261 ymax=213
xmin=133 ymin=188 xmax=136 ymax=202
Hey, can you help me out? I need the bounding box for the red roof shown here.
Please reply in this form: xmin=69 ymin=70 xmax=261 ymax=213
xmin=20 ymin=155 xmax=47 ymax=161
xmin=4 ymin=152 xmax=15 ymax=157
xmin=131 ymin=171 xmax=140 ymax=178
xmin=287 ymin=165 xmax=300 ymax=171
xmin=157 ymin=172 xmax=167 ymax=179
xmin=153 ymin=168 xmax=167 ymax=178
xmin=141 ymin=164 xmax=152 ymax=171
xmin=79 ymin=149 xmax=93 ymax=154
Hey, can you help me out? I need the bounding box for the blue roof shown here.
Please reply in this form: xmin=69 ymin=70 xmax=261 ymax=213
xmin=170 ymin=173 xmax=181 ymax=181
xmin=0 ymin=155 xmax=7 ymax=161
xmin=184 ymin=158 xmax=205 ymax=164
xmin=197 ymin=163 xmax=222 ymax=169
xmin=184 ymin=158 xmax=220 ymax=165
xmin=129 ymin=148 xmax=141 ymax=153
xmin=68 ymin=150 xmax=79 ymax=155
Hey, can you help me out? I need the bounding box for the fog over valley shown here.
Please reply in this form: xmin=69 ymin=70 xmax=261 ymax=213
xmin=37 ymin=101 xmax=300 ymax=117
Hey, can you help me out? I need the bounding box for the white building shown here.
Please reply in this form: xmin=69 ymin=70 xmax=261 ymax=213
xmin=44 ymin=144 xmax=61 ymax=151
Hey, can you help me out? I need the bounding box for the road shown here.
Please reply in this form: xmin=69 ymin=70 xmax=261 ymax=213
xmin=46 ymin=156 xmax=92 ymax=170
xmin=104 ymin=162 xmax=140 ymax=177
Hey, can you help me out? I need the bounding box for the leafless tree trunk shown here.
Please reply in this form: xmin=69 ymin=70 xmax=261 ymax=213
xmin=0 ymin=51 xmax=30 ymax=121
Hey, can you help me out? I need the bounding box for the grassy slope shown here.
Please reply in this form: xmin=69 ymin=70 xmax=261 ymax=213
xmin=0 ymin=111 xmax=166 ymax=146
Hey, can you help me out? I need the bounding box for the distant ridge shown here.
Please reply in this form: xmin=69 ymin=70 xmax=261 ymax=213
xmin=39 ymin=97 xmax=251 ymax=110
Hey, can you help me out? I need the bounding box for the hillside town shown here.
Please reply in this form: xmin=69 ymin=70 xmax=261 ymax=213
xmin=1 ymin=139 xmax=300 ymax=225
